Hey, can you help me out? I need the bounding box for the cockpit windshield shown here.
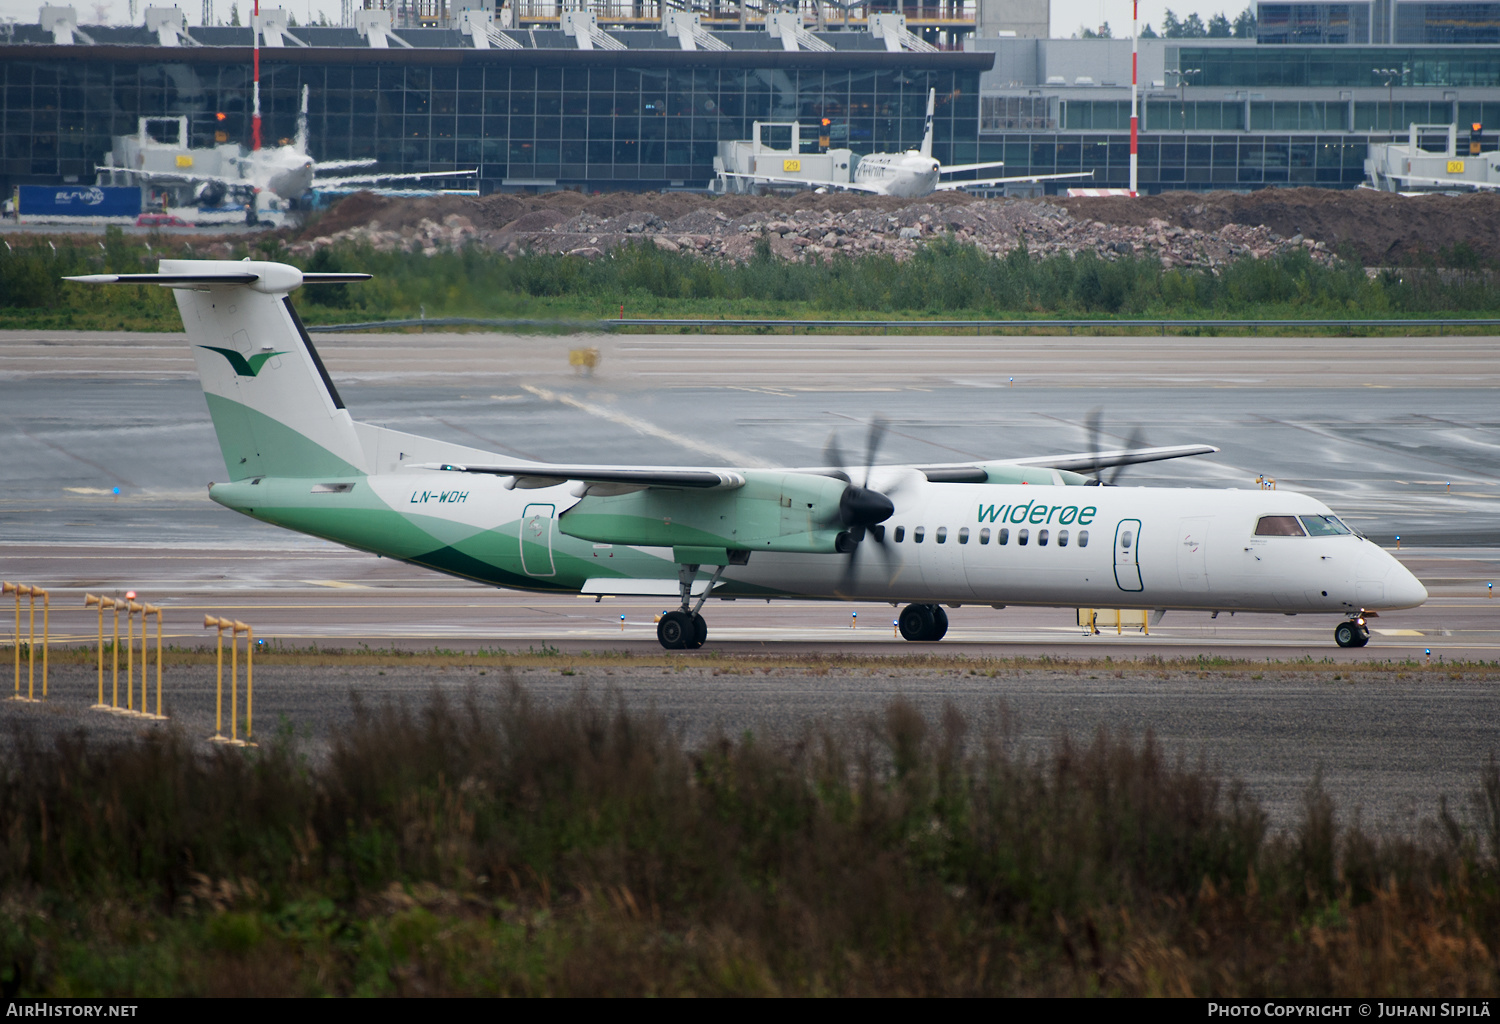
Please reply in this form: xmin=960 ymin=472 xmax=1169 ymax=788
xmin=1254 ymin=515 xmax=1305 ymax=537
xmin=1299 ymin=514 xmax=1352 ymax=537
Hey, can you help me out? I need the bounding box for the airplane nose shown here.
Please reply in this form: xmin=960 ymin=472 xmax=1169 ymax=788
xmin=1385 ymin=560 xmax=1429 ymax=609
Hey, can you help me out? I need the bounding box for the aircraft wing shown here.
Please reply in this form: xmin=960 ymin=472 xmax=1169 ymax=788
xmin=417 ymin=462 xmax=747 ymax=491
xmin=96 ymin=165 xmax=249 ymax=189
xmin=908 ymin=444 xmax=1219 ymax=482
xmin=310 ymin=158 xmax=378 ymax=172
xmin=718 ymin=171 xmax=887 ymax=194
xmin=312 ymin=168 xmax=478 ymax=187
xmin=1372 ymin=174 xmax=1500 ymax=192
xmin=933 ymin=171 xmax=1094 ymax=191
xmin=938 ymin=160 xmax=1009 ymax=175
xmin=429 ymin=443 xmax=1217 ymax=490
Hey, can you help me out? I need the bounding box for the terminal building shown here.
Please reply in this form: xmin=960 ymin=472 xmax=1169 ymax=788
xmin=1 ymin=0 xmax=1498 ymax=198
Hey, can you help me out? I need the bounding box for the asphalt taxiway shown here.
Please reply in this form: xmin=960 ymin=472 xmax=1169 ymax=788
xmin=3 ymin=326 xmax=1499 ymax=830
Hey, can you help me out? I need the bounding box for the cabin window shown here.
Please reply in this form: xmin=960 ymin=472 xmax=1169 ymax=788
xmin=1255 ymin=515 xmax=1306 ymax=537
xmin=1300 ymin=515 xmax=1352 ymax=537
xmin=935 ymin=527 xmax=948 ymax=544
xmin=1037 ymin=529 xmax=1049 ymax=546
xmin=914 ymin=526 xmax=926 ymax=544
xmin=1078 ymin=530 xmax=1089 ymax=548
xmin=998 ymin=528 xmax=1009 ymax=545
xmin=1120 ymin=530 xmax=1133 ymax=549
xmin=1058 ymin=529 xmax=1069 ymax=547
xmin=958 ymin=527 xmax=969 ymax=544
xmin=894 ymin=526 xmax=905 ymax=543
xmin=1018 ymin=528 xmax=1029 ymax=546
xmin=979 ymin=528 xmax=990 ymax=545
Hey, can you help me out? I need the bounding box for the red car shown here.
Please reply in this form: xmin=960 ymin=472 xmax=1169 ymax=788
xmin=135 ymin=213 xmax=190 ymax=227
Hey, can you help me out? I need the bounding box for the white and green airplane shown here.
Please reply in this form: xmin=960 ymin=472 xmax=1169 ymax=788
xmin=71 ymin=259 xmax=1428 ymax=650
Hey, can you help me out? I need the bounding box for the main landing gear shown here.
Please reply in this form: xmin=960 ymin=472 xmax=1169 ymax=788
xmin=898 ymin=603 xmax=949 ymax=642
xmin=1334 ymin=617 xmax=1371 ymax=648
xmin=656 ymin=560 xmax=728 ymax=650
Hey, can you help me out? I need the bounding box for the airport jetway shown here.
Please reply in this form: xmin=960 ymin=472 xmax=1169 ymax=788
xmin=712 ymin=122 xmax=855 ymax=194
xmin=1365 ymin=123 xmax=1500 ymax=193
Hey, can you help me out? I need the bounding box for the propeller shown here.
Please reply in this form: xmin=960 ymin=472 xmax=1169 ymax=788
xmin=820 ymin=417 xmax=902 ymax=598
xmin=1083 ymin=408 xmax=1148 ymax=487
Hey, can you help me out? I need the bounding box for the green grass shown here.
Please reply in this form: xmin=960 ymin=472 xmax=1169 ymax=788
xmin=3 ymin=229 xmax=1498 ymax=333
xmin=4 ymin=684 xmax=1500 ymax=995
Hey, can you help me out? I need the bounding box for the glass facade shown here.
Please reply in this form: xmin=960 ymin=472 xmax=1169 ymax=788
xmin=972 ymin=132 xmax=1369 ymax=188
xmin=1259 ymin=3 xmax=1371 ymax=44
xmin=0 ymin=55 xmax=979 ymax=191
xmin=1172 ymin=44 xmax=1500 ymax=86
xmin=1258 ymin=2 xmax=1500 ymax=44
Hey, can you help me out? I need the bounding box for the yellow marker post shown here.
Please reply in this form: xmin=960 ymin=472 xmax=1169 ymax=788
xmin=28 ymin=586 xmax=48 ymax=700
xmin=237 ymin=621 xmax=255 ymax=744
xmin=851 ymin=611 xmax=857 ymax=630
xmin=146 ymin=604 xmax=165 ymax=720
xmin=110 ymin=598 xmax=121 ymax=710
xmin=85 ymin=594 xmax=105 ymax=707
xmin=3 ymin=581 xmax=17 ymax=698
xmin=205 ymin=615 xmax=226 ymax=740
xmin=124 ymin=600 xmax=141 ymax=713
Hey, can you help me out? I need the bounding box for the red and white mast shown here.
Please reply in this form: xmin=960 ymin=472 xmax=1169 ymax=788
xmin=251 ymin=0 xmax=262 ymax=151
xmin=1129 ymin=0 xmax=1138 ymax=196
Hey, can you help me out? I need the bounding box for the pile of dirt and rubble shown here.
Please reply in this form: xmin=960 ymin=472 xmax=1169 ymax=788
xmin=1057 ymin=187 xmax=1500 ymax=267
xmin=276 ymin=186 xmax=1500 ymax=269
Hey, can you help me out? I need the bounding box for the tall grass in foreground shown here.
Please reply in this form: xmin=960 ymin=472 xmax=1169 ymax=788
xmin=2 ymin=686 xmax=1498 ymax=996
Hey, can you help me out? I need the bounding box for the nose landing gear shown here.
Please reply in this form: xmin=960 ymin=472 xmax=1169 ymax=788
xmin=897 ymin=603 xmax=949 ymax=642
xmin=1334 ymin=617 xmax=1371 ymax=648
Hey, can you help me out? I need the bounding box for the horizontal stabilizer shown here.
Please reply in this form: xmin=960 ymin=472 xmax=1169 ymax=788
xmin=66 ymin=273 xmax=260 ymax=285
xmin=66 ymin=267 xmax=372 ymax=294
xmin=424 ymin=463 xmax=747 ymax=490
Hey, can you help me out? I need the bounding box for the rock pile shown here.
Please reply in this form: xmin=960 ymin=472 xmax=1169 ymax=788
xmin=282 ymin=196 xmax=1334 ymax=269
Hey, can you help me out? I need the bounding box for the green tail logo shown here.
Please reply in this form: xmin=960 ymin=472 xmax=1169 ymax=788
xmin=200 ymin=346 xmax=289 ymax=377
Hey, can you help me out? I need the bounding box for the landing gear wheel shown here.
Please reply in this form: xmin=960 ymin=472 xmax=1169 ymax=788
xmin=1334 ymin=621 xmax=1370 ymax=648
xmin=928 ymin=605 xmax=949 ymax=641
xmin=899 ymin=603 xmax=935 ymax=642
xmin=656 ymin=610 xmax=708 ymax=650
xmin=658 ymin=611 xmax=692 ymax=650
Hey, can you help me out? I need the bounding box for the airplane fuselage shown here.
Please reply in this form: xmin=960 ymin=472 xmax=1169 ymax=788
xmin=853 ymin=151 xmax=941 ymax=198
xmin=209 ymin=471 xmax=1426 ymax=617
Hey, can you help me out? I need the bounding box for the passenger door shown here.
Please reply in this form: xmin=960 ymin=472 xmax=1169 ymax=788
xmin=520 ymin=503 xmax=557 ymax=577
xmin=1114 ymin=518 xmax=1143 ymax=593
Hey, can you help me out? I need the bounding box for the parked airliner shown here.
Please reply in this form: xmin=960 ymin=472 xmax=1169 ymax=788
xmin=723 ymin=89 xmax=1092 ymax=197
xmin=69 ymin=260 xmax=1427 ymax=650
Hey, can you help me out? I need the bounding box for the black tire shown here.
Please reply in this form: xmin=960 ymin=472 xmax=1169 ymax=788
xmin=1334 ymin=621 xmax=1359 ymax=648
xmin=658 ymin=611 xmax=691 ymax=650
xmin=899 ymin=603 xmax=935 ymax=642
xmin=928 ymin=605 xmax=949 ymax=641
xmin=687 ymin=613 xmax=708 ymax=650
xmin=1353 ymin=623 xmax=1371 ymax=647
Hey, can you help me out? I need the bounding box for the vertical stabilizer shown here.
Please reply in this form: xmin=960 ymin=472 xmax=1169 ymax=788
xmin=920 ymin=88 xmax=935 ymax=159
xmin=161 ymin=258 xmax=369 ymax=480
